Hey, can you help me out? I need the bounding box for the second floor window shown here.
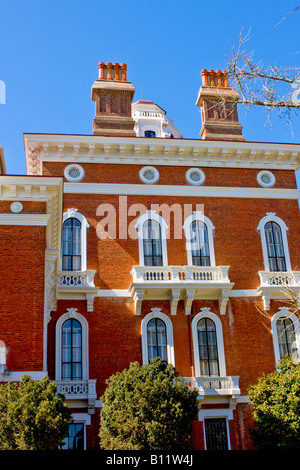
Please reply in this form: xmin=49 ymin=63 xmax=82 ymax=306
xmin=61 ymin=318 xmax=82 ymax=381
xmin=265 ymin=221 xmax=286 ymax=272
xmin=62 ymin=218 xmax=81 ymax=271
xmin=143 ymin=219 xmax=163 ymax=266
xmin=190 ymin=220 xmax=210 ymax=266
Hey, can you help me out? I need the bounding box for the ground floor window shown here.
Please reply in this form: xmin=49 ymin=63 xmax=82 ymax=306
xmin=204 ymin=417 xmax=229 ymax=450
xmin=61 ymin=423 xmax=85 ymax=450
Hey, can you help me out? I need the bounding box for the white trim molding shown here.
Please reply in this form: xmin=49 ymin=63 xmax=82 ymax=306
xmin=257 ymin=212 xmax=291 ymax=272
xmin=192 ymin=307 xmax=227 ymax=378
xmin=141 ymin=308 xmax=175 ymax=366
xmin=183 ymin=211 xmax=215 ymax=266
xmin=0 ymin=213 xmax=50 ymax=225
xmin=64 ymin=182 xmax=300 ymax=200
xmin=271 ymin=307 xmax=300 ymax=364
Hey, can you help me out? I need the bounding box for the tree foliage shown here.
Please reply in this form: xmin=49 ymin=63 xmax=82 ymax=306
xmin=248 ymin=355 xmax=300 ymax=450
xmin=99 ymin=358 xmax=199 ymax=451
xmin=0 ymin=375 xmax=71 ymax=450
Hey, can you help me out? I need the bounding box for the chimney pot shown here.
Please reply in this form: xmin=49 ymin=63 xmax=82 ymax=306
xmin=98 ymin=62 xmax=106 ymax=80
xmin=201 ymin=69 xmax=209 ymax=86
xmin=209 ymin=70 xmax=216 ymax=86
xmin=120 ymin=63 xmax=127 ymax=81
xmin=222 ymin=70 xmax=229 ymax=87
xmin=106 ymin=62 xmax=113 ymax=80
xmin=216 ymin=70 xmax=223 ymax=87
xmin=113 ymin=63 xmax=120 ymax=80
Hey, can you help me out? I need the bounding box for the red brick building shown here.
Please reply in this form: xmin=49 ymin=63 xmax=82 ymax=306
xmin=1 ymin=62 xmax=300 ymax=450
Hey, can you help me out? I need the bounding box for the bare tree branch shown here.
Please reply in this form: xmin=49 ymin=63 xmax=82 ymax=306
xmin=226 ymin=29 xmax=300 ymax=132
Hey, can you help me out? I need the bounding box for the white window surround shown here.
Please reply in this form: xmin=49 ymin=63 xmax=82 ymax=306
xmin=186 ymin=168 xmax=205 ymax=186
xmin=192 ymin=308 xmax=226 ymax=377
xmin=64 ymin=163 xmax=85 ymax=182
xmin=141 ymin=308 xmax=175 ymax=366
xmin=139 ymin=166 xmax=160 ymax=184
xmin=183 ymin=211 xmax=216 ymax=266
xmin=257 ymin=170 xmax=275 ymax=188
xmin=62 ymin=208 xmax=90 ymax=272
xmin=135 ymin=210 xmax=169 ymax=266
xmin=271 ymin=307 xmax=300 ymax=364
xmin=55 ymin=308 xmax=89 ymax=381
xmin=257 ymin=212 xmax=291 ymax=272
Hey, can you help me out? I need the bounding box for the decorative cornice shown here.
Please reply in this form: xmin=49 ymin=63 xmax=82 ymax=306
xmin=23 ymin=134 xmax=300 ymax=173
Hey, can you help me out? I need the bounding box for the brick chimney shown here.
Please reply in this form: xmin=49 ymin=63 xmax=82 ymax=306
xmin=196 ymin=69 xmax=245 ymax=141
xmin=91 ymin=62 xmax=136 ymax=137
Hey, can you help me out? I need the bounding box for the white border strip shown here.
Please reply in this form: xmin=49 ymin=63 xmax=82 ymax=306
xmin=0 ymin=214 xmax=51 ymax=225
xmin=64 ymin=182 xmax=300 ymax=199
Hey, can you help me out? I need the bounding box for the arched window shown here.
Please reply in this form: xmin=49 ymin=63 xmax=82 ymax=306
xmin=257 ymin=213 xmax=291 ymax=272
xmin=136 ymin=211 xmax=168 ymax=266
xmin=190 ymin=220 xmax=210 ymax=266
xmin=62 ymin=209 xmax=89 ymax=272
xmin=271 ymin=308 xmax=300 ymax=364
xmin=264 ymin=221 xmax=286 ymax=272
xmin=197 ymin=318 xmax=219 ymax=376
xmin=55 ymin=308 xmax=89 ymax=382
xmin=143 ymin=219 xmax=163 ymax=266
xmin=147 ymin=317 xmax=167 ymax=363
xmin=62 ymin=218 xmax=81 ymax=271
xmin=141 ymin=308 xmax=174 ymax=365
xmin=276 ymin=316 xmax=296 ymax=359
xmin=192 ymin=308 xmax=226 ymax=378
xmin=61 ymin=318 xmax=82 ymax=381
xmin=183 ymin=211 xmax=215 ymax=266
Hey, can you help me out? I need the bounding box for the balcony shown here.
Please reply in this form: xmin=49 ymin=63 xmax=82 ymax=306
xmin=184 ymin=376 xmax=241 ymax=402
xmin=129 ymin=265 xmax=234 ymax=315
xmin=258 ymin=271 xmax=300 ymax=310
xmin=55 ymin=270 xmax=99 ymax=312
xmin=56 ymin=379 xmax=97 ymax=414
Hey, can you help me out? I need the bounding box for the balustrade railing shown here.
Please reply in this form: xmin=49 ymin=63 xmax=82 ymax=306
xmin=56 ymin=379 xmax=97 ymax=399
xmin=56 ymin=270 xmax=96 ymax=287
xmin=132 ymin=265 xmax=230 ymax=283
xmin=183 ymin=376 xmax=240 ymax=396
xmin=259 ymin=271 xmax=300 ymax=287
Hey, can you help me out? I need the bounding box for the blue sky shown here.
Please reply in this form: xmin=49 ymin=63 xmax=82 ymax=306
xmin=0 ymin=0 xmax=299 ymax=175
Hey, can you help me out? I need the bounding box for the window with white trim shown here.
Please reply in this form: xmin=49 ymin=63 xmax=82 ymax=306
xmin=183 ymin=212 xmax=215 ymax=266
xmin=62 ymin=209 xmax=89 ymax=272
xmin=192 ymin=308 xmax=226 ymax=377
xmin=257 ymin=213 xmax=291 ymax=272
xmin=141 ymin=309 xmax=174 ymax=365
xmin=136 ymin=211 xmax=168 ymax=266
xmin=271 ymin=308 xmax=300 ymax=363
xmin=55 ymin=308 xmax=89 ymax=382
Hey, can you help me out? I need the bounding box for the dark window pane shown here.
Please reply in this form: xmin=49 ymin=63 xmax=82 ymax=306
xmin=197 ymin=318 xmax=219 ymax=377
xmin=147 ymin=318 xmax=167 ymax=363
xmin=205 ymin=418 xmax=228 ymax=450
xmin=62 ymin=218 xmax=82 ymax=271
xmin=61 ymin=319 xmax=82 ymax=380
xmin=143 ymin=219 xmax=163 ymax=266
xmin=191 ymin=221 xmax=210 ymax=266
xmin=145 ymin=130 xmax=156 ymax=138
xmin=265 ymin=222 xmax=286 ymax=272
xmin=277 ymin=317 xmax=296 ymax=359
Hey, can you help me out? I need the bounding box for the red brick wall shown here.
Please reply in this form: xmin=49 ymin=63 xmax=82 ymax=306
xmin=0 ymin=225 xmax=46 ymax=371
